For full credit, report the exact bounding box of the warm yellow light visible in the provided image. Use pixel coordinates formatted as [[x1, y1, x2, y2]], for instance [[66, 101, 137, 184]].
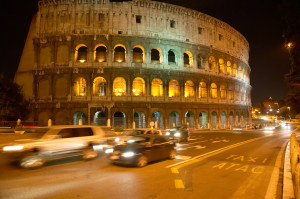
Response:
[[79, 60, 86, 63], [287, 42, 294, 48]]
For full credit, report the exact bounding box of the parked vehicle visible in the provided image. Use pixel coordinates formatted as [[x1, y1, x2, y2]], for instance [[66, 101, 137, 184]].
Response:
[[107, 134, 176, 167], [1, 125, 106, 168], [164, 127, 190, 143]]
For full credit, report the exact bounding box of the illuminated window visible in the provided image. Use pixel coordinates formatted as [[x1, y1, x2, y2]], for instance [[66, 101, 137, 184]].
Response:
[[238, 66, 242, 78], [151, 48, 162, 64], [94, 45, 107, 62], [227, 61, 232, 75], [235, 87, 239, 101], [113, 77, 126, 96], [228, 87, 233, 100], [133, 46, 144, 63], [73, 77, 86, 96], [219, 59, 225, 73], [75, 44, 87, 63], [168, 50, 176, 64], [151, 78, 163, 97], [240, 88, 243, 101], [211, 83, 218, 99], [184, 51, 193, 67], [114, 45, 126, 63], [244, 90, 247, 101], [243, 69, 245, 80], [209, 56, 216, 70], [93, 77, 106, 96], [220, 85, 227, 99], [185, 81, 195, 98], [132, 77, 145, 96], [199, 82, 207, 98], [169, 80, 179, 97], [233, 64, 237, 76]]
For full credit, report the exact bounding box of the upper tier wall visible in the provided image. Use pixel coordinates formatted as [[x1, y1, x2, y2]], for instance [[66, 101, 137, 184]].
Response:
[[37, 0, 250, 64]]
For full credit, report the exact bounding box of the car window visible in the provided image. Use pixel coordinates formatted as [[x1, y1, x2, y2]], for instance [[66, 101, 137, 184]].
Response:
[[58, 128, 76, 138], [75, 128, 93, 137], [146, 130, 152, 134], [153, 137, 167, 144], [153, 130, 160, 135]]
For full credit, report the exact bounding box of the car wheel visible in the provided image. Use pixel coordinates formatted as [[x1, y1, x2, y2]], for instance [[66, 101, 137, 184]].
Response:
[[169, 149, 176, 160], [136, 155, 148, 167], [20, 153, 45, 169], [82, 146, 98, 160]]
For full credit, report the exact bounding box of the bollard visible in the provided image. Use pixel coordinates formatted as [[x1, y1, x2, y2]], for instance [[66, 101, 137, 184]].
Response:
[[107, 118, 111, 127], [295, 163, 300, 199], [290, 133, 300, 175], [48, 119, 52, 127], [133, 121, 135, 129], [79, 119, 82, 126], [17, 119, 21, 126]]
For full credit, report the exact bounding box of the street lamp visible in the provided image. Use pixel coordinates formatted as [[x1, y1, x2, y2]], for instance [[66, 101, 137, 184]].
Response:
[[287, 107, 291, 119]]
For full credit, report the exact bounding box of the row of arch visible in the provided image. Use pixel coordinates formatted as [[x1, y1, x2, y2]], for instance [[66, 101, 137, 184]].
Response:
[[73, 110, 248, 130], [73, 44, 249, 80], [73, 76, 249, 101]]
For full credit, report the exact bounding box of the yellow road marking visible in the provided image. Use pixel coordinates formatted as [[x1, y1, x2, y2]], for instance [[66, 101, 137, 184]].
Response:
[[171, 168, 179, 174], [174, 179, 185, 189]]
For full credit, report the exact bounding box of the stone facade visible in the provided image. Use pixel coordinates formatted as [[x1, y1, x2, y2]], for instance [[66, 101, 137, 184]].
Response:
[[15, 0, 252, 129]]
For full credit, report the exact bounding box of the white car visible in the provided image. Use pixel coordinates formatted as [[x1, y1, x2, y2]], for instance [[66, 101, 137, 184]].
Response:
[[1, 125, 106, 168]]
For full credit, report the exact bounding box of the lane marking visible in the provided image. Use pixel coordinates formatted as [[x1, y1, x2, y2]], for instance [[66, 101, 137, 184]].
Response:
[[176, 145, 206, 151], [175, 155, 191, 160], [174, 179, 185, 189], [171, 168, 179, 174], [166, 136, 270, 169]]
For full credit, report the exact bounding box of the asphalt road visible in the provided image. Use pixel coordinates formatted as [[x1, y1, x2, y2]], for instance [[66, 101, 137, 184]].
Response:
[[0, 127, 292, 199]]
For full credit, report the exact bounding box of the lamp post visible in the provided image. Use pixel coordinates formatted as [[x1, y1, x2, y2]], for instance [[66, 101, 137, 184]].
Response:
[[288, 107, 291, 119]]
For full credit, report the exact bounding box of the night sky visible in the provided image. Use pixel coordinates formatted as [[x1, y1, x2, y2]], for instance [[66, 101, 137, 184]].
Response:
[[0, 0, 290, 105]]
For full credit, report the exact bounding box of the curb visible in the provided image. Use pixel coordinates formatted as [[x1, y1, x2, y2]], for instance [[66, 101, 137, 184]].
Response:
[[283, 142, 295, 199]]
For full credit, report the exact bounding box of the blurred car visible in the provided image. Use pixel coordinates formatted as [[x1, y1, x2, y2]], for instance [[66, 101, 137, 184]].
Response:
[[1, 125, 106, 168], [107, 134, 176, 167], [164, 127, 190, 142], [112, 128, 162, 145]]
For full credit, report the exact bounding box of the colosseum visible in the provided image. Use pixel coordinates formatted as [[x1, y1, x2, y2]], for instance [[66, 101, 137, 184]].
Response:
[[15, 0, 252, 129]]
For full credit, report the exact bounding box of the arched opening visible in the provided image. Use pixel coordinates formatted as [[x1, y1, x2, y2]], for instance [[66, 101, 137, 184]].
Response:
[[220, 84, 227, 99], [199, 82, 207, 98], [168, 50, 176, 64], [238, 66, 242, 78], [93, 77, 106, 96], [134, 111, 146, 128], [113, 77, 126, 96], [169, 111, 180, 128], [73, 77, 86, 96], [211, 111, 218, 129], [235, 112, 240, 127], [133, 46, 144, 63], [211, 83, 218, 99], [235, 87, 239, 101], [227, 61, 232, 75], [151, 48, 162, 64], [151, 78, 163, 97], [228, 87, 233, 100], [114, 45, 126, 63], [244, 90, 247, 102], [94, 45, 107, 62], [219, 59, 225, 73], [75, 44, 88, 63], [184, 51, 193, 67], [241, 114, 245, 127], [73, 111, 86, 125], [199, 111, 207, 128], [93, 111, 106, 126], [209, 56, 216, 70], [169, 80, 180, 97], [152, 111, 164, 129], [243, 69, 246, 80], [113, 111, 126, 128], [233, 64, 237, 76], [229, 111, 234, 128], [185, 111, 195, 128], [221, 112, 227, 128], [132, 77, 145, 96], [185, 81, 195, 98]]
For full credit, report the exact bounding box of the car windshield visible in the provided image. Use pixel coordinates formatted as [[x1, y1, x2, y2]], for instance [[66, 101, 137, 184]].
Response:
[[126, 130, 145, 136], [41, 129, 61, 138], [126, 136, 150, 144]]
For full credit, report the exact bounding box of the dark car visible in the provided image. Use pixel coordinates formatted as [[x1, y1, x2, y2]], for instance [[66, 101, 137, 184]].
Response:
[[164, 127, 190, 143], [107, 135, 176, 167]]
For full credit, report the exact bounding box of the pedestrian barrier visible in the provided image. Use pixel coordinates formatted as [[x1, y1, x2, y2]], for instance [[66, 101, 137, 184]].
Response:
[[289, 126, 300, 198]]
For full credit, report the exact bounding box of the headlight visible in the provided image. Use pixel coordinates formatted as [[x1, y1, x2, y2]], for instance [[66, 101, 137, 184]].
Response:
[[3, 145, 24, 152], [127, 139, 135, 143], [115, 138, 120, 142], [105, 148, 114, 154], [174, 132, 181, 137], [166, 132, 170, 136], [122, 152, 135, 158]]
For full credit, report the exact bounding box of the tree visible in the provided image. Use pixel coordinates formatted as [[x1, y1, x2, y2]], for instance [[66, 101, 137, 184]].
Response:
[[0, 73, 30, 121]]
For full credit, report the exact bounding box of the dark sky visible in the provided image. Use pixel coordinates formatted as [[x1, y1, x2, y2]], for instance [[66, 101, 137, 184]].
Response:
[[0, 0, 291, 104]]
